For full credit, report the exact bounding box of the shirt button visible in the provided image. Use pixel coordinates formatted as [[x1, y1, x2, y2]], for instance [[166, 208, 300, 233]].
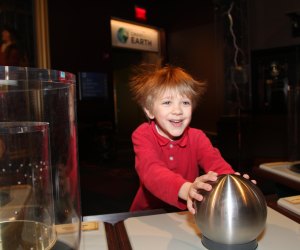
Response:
[[169, 156, 174, 161], [170, 144, 173, 148]]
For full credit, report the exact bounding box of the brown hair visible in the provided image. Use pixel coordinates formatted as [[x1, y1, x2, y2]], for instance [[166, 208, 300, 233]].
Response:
[[129, 64, 206, 111]]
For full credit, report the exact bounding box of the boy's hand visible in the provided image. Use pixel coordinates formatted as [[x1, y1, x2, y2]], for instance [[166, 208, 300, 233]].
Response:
[[186, 171, 218, 214], [234, 172, 257, 184]]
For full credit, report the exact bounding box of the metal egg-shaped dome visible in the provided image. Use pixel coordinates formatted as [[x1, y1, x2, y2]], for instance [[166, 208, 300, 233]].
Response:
[[194, 174, 267, 247]]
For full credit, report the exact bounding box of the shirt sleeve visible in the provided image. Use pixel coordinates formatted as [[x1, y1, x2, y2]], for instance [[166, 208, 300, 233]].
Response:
[[132, 127, 187, 209], [194, 130, 235, 174]]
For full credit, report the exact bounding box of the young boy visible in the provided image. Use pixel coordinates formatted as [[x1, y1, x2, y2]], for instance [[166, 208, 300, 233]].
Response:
[[129, 65, 239, 214]]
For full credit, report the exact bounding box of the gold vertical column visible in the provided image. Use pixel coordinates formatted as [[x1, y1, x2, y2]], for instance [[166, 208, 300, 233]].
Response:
[[34, 0, 51, 69]]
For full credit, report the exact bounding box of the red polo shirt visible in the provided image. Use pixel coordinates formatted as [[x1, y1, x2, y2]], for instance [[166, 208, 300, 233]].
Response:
[[130, 121, 234, 212]]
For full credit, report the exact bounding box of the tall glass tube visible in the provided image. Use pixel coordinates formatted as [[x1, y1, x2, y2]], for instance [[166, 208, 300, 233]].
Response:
[[0, 122, 56, 250], [0, 66, 81, 249]]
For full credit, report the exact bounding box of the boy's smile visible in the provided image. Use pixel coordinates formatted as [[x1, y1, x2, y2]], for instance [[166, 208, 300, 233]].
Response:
[[144, 90, 192, 140]]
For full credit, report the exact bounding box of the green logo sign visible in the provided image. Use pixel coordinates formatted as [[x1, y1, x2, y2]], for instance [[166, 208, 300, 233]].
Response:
[[117, 28, 129, 43]]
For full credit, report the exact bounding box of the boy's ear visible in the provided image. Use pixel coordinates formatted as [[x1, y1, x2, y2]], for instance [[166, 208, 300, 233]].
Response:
[[143, 107, 154, 119]]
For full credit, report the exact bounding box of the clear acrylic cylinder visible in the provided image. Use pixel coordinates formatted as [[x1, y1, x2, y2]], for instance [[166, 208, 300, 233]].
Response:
[[0, 66, 81, 249], [0, 122, 56, 249]]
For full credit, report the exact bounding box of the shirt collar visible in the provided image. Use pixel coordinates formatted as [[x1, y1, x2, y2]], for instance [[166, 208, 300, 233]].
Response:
[[150, 121, 188, 147]]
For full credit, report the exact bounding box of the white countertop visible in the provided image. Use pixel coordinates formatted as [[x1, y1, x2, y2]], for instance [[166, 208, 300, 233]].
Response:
[[259, 162, 300, 183], [124, 207, 300, 250], [79, 221, 108, 250]]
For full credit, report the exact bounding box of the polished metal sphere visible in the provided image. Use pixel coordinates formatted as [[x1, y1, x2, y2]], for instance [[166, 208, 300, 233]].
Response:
[[194, 174, 267, 249]]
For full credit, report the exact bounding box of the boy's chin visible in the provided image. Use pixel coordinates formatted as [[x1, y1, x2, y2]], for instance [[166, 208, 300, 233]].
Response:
[[169, 132, 184, 140]]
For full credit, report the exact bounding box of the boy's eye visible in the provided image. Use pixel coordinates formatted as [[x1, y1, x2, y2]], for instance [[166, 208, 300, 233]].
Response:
[[183, 100, 191, 105], [162, 101, 171, 105]]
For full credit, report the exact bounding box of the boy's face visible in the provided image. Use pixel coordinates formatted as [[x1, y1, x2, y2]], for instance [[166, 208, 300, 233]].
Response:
[[144, 89, 192, 140]]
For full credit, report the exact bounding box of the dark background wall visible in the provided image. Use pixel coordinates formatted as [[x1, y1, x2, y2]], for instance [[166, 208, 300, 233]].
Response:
[[249, 0, 300, 50], [46, 0, 300, 168]]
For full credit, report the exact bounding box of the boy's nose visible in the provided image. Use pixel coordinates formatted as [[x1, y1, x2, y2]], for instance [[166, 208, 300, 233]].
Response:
[[172, 103, 183, 114]]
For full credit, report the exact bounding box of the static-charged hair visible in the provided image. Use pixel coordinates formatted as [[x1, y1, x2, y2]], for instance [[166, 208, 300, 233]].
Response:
[[129, 64, 206, 112]]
